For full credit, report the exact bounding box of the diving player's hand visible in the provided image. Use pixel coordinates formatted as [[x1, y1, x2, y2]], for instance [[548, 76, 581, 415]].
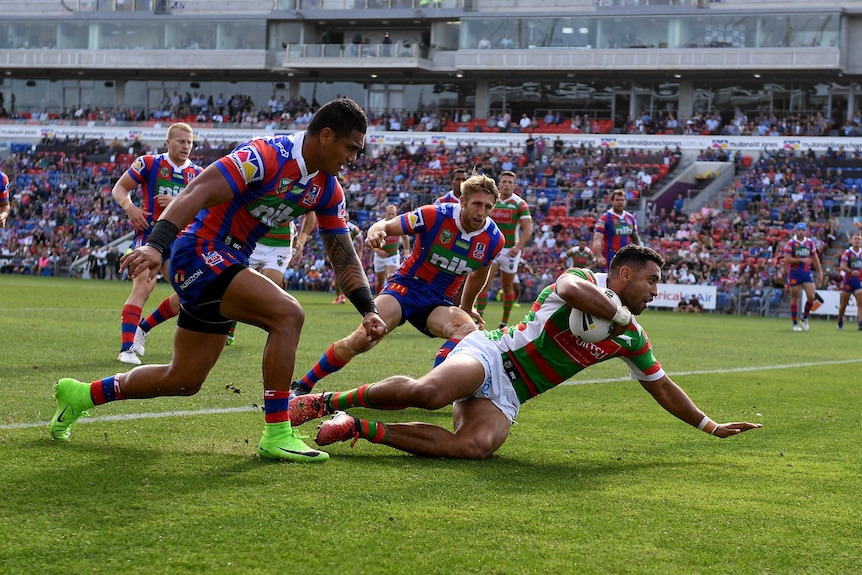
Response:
[[711, 422, 762, 438]]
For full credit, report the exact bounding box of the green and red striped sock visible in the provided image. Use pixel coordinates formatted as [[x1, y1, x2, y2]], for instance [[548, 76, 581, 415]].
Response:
[[328, 384, 374, 411]]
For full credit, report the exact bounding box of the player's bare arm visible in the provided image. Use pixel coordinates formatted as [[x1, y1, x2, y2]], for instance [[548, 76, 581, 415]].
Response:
[[324, 232, 369, 296], [556, 274, 627, 321], [289, 212, 317, 266], [322, 232, 387, 340], [112, 171, 149, 232], [640, 374, 762, 438], [461, 265, 493, 326], [365, 218, 403, 250], [511, 216, 533, 256]]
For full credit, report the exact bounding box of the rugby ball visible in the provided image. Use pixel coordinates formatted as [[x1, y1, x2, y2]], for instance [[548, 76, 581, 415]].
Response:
[[569, 288, 622, 343]]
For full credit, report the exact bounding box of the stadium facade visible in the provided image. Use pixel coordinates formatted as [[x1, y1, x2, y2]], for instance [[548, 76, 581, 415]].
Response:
[[1, 0, 862, 129]]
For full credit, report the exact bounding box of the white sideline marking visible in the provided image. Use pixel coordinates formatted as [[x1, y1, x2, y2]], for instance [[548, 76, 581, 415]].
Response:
[[4, 358, 861, 432], [3, 406, 257, 431]]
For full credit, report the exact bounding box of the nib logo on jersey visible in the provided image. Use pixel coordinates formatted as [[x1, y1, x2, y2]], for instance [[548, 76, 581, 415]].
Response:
[[428, 249, 477, 275]]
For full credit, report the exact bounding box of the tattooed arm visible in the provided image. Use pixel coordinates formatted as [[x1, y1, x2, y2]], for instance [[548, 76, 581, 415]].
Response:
[[322, 232, 387, 341]]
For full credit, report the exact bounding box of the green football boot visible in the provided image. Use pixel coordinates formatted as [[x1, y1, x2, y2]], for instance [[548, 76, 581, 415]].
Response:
[[49, 378, 95, 441], [258, 422, 330, 463]]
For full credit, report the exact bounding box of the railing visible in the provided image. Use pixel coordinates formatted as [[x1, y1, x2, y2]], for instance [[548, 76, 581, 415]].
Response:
[[286, 42, 430, 60]]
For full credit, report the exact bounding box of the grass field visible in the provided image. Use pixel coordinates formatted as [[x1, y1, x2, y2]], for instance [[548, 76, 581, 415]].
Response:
[[1, 274, 860, 575]]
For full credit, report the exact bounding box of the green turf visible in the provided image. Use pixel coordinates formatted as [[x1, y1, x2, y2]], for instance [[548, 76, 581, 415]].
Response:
[[0, 275, 859, 574]]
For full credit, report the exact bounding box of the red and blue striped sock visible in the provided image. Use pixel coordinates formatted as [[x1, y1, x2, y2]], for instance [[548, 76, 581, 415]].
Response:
[[139, 296, 177, 332], [328, 384, 374, 411], [120, 304, 142, 351], [298, 344, 349, 390], [90, 375, 126, 406], [263, 390, 292, 424], [434, 338, 459, 367], [790, 302, 798, 323]]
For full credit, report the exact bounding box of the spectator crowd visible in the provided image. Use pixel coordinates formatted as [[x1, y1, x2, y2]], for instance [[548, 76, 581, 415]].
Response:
[[3, 127, 861, 317]]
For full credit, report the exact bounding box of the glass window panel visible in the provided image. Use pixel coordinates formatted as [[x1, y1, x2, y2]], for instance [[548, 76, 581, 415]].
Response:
[[165, 21, 217, 49], [216, 22, 265, 50], [98, 21, 165, 49], [58, 23, 90, 50]]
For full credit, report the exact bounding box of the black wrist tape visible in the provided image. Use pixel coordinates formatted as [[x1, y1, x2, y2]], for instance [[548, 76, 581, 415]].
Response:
[[146, 220, 180, 255], [347, 286, 378, 317]]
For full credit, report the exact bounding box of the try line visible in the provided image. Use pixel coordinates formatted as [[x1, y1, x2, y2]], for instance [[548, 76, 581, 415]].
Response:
[[4, 357, 860, 431]]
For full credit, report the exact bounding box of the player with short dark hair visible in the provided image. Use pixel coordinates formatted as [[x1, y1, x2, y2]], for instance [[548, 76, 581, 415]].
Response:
[[50, 97, 384, 463], [433, 168, 467, 206], [563, 237, 598, 270], [291, 245, 761, 459], [592, 189, 640, 272]]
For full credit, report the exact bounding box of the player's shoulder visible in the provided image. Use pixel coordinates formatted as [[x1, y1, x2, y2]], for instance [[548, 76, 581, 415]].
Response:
[[562, 267, 598, 284], [434, 201, 455, 217], [510, 192, 529, 206], [131, 154, 155, 171]]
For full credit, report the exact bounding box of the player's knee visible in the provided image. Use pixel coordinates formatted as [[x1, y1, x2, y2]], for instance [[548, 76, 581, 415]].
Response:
[[265, 299, 305, 334], [450, 319, 478, 340], [174, 381, 205, 396], [162, 366, 207, 395], [454, 436, 498, 460]]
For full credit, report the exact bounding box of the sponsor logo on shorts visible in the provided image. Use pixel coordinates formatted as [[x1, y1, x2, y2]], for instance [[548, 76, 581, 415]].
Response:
[[204, 250, 225, 267], [178, 269, 204, 290]]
